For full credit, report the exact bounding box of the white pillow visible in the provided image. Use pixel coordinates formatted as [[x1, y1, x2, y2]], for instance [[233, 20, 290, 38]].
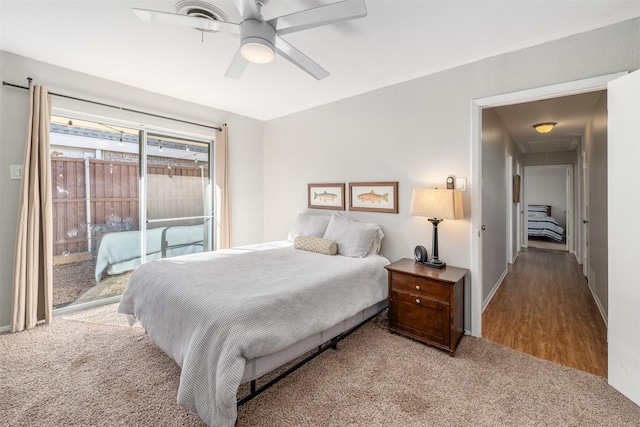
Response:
[[331, 212, 384, 255], [287, 214, 331, 241], [369, 227, 385, 255], [323, 212, 380, 258]]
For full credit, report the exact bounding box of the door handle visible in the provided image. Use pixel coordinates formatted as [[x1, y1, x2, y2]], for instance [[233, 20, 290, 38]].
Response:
[[583, 220, 589, 224]]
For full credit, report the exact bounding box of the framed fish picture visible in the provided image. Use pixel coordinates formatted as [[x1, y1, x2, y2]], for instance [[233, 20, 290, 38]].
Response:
[[308, 183, 345, 210], [349, 181, 398, 213]]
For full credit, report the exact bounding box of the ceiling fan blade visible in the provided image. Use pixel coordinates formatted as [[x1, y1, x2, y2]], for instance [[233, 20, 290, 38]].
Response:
[[232, 0, 262, 21], [133, 8, 240, 34], [224, 48, 249, 79], [269, 0, 367, 36], [275, 37, 330, 80]]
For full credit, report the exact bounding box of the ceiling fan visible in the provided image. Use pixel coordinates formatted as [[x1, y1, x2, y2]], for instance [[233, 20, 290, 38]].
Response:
[[133, 0, 368, 80]]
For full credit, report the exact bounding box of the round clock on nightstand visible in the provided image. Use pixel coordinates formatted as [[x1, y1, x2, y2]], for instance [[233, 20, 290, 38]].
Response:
[[414, 245, 428, 263]]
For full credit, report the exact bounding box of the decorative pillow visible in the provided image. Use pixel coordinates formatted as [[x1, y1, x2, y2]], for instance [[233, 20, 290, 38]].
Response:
[[293, 235, 337, 255], [323, 212, 380, 258], [287, 214, 331, 241]]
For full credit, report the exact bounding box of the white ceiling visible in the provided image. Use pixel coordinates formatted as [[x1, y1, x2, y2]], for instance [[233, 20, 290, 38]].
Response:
[[1, 0, 639, 125], [493, 91, 605, 154]]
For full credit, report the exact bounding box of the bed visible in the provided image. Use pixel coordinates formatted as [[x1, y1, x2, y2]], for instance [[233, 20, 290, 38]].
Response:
[[117, 212, 388, 427], [94, 224, 206, 283], [527, 205, 565, 242]]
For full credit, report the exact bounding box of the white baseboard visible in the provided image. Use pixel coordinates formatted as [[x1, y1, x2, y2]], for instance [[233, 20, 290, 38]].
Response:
[[482, 267, 508, 312], [588, 282, 608, 328], [0, 296, 122, 333]]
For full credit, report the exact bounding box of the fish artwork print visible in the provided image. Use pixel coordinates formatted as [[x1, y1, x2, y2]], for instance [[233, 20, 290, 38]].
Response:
[[314, 190, 338, 202], [357, 190, 389, 204]]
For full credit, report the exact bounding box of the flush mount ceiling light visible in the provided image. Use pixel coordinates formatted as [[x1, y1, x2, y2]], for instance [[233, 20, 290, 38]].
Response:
[[533, 122, 557, 134]]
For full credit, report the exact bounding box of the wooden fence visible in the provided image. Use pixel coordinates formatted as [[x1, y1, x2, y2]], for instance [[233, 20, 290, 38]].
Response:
[[52, 158, 209, 257]]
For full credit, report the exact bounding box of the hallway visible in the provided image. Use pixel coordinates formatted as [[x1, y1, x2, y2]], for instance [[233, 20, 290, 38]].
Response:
[[482, 248, 608, 377]]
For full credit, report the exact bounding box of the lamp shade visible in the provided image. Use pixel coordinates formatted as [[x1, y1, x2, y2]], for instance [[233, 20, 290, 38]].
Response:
[[410, 188, 464, 220]]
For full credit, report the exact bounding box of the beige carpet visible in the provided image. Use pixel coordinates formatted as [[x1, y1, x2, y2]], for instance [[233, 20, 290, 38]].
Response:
[[2, 304, 639, 426]]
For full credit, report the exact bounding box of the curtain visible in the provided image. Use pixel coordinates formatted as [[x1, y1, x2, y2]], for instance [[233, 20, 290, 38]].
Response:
[[215, 124, 231, 249], [11, 83, 53, 332]]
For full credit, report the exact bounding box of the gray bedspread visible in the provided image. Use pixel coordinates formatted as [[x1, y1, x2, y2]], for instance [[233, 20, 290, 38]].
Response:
[[118, 241, 389, 426]]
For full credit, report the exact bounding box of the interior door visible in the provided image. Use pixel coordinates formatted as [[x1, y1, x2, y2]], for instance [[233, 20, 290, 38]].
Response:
[[481, 110, 507, 305], [582, 151, 590, 278], [607, 69, 640, 406]]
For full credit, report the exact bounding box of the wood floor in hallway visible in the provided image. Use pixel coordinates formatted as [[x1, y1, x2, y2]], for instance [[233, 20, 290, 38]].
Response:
[[482, 248, 608, 377]]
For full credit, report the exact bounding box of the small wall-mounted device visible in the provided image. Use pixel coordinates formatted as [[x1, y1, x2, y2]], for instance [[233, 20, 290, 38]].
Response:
[[446, 176, 454, 189], [10, 165, 23, 180]]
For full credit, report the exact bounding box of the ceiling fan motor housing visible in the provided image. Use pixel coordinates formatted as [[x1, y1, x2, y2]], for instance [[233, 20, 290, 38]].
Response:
[[240, 19, 276, 64]]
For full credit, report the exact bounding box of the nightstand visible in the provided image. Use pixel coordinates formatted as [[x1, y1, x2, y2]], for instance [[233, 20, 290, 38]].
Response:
[[385, 258, 468, 356]]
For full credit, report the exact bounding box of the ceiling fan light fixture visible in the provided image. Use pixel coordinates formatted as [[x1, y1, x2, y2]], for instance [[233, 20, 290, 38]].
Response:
[[239, 19, 276, 64], [241, 38, 275, 64], [533, 122, 557, 134]]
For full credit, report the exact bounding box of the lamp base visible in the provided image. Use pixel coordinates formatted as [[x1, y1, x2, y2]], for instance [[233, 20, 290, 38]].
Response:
[[423, 259, 446, 269]]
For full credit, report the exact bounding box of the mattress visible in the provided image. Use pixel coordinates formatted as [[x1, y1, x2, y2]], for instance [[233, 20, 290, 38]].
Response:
[[241, 299, 387, 383]]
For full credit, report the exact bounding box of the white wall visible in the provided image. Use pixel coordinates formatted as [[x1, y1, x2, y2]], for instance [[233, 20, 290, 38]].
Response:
[[0, 51, 264, 329], [263, 18, 640, 333]]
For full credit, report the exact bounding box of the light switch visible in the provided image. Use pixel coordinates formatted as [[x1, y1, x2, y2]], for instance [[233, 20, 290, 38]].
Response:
[[10, 165, 23, 180], [456, 177, 467, 191]]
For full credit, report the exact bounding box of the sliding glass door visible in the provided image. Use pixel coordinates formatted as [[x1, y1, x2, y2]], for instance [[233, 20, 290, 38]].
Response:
[[142, 132, 212, 264], [50, 115, 213, 312]]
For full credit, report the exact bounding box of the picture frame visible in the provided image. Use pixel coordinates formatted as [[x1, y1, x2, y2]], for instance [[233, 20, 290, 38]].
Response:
[[513, 174, 521, 203], [308, 183, 345, 210], [349, 181, 398, 213]]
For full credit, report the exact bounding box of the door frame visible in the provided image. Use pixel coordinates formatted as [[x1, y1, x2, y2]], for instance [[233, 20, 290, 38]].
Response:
[[470, 71, 626, 337], [506, 152, 514, 263]]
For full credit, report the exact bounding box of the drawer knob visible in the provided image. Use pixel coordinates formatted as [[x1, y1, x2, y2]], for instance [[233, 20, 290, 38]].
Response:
[[415, 285, 421, 290], [415, 299, 421, 304]]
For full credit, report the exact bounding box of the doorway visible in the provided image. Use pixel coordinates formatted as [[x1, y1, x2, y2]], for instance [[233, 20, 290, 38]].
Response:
[[470, 72, 623, 337], [524, 165, 572, 252]]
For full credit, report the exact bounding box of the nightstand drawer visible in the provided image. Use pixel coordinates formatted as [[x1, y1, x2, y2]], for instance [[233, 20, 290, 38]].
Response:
[[391, 272, 450, 304], [391, 291, 450, 346]]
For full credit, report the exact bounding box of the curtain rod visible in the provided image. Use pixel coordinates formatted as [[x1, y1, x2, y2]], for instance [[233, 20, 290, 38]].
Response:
[[2, 80, 222, 132]]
